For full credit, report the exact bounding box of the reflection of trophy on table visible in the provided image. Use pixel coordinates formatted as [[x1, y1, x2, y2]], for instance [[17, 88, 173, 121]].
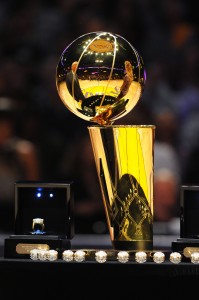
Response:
[[56, 31, 154, 251]]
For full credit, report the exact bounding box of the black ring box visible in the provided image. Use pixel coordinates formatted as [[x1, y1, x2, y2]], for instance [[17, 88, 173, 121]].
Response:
[[172, 185, 199, 258], [4, 181, 74, 258]]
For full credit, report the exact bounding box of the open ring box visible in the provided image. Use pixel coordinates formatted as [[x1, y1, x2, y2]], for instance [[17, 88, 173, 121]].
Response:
[[4, 181, 74, 258]]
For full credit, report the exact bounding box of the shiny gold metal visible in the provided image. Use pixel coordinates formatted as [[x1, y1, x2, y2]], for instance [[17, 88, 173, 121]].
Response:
[[56, 32, 145, 126], [88, 125, 155, 251], [32, 218, 45, 232], [56, 32, 154, 251], [16, 243, 49, 254], [183, 247, 199, 258]]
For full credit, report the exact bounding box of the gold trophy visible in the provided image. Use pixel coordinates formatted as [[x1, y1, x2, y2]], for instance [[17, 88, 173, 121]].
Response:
[[56, 32, 155, 251]]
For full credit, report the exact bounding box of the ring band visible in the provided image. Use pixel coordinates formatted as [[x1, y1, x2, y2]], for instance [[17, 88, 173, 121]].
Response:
[[38, 249, 48, 261], [32, 218, 44, 232]]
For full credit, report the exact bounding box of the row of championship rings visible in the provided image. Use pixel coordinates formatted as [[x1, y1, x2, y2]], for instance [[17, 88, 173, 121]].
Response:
[[29, 248, 199, 264], [30, 249, 58, 261], [61, 250, 183, 264]]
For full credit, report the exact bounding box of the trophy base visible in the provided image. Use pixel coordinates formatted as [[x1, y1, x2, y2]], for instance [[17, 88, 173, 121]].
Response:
[[113, 240, 153, 251], [172, 238, 199, 259], [4, 235, 71, 259]]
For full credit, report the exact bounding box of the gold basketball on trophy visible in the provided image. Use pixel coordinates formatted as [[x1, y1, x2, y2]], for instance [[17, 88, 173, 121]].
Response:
[[56, 31, 146, 125], [56, 32, 155, 251]]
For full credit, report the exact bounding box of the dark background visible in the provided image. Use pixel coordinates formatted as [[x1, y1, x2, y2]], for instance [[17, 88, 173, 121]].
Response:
[[0, 0, 198, 234]]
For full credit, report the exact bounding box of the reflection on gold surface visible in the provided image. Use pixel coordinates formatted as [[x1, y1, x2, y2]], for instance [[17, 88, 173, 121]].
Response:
[[56, 32, 145, 125], [56, 32, 154, 250], [88, 125, 155, 250]]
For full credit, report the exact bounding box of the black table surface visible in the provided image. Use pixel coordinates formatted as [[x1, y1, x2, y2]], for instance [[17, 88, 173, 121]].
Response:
[[0, 230, 199, 298]]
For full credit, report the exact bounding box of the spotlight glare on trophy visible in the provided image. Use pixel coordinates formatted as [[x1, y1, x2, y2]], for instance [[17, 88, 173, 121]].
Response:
[[56, 31, 155, 251]]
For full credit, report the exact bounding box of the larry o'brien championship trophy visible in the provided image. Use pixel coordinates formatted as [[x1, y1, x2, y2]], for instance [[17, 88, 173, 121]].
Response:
[[56, 32, 155, 251]]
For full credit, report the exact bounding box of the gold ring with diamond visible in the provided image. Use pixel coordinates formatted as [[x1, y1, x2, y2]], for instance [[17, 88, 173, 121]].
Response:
[[32, 218, 44, 232]]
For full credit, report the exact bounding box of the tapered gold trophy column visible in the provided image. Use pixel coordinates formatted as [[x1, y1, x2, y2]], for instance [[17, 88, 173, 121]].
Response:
[[56, 31, 155, 251], [88, 125, 155, 250]]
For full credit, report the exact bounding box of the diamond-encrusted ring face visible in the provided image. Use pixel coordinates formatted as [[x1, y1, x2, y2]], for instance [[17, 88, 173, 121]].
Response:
[[135, 251, 147, 263], [95, 250, 107, 263], [153, 252, 165, 264], [169, 252, 182, 264], [62, 250, 74, 262], [74, 250, 86, 262], [47, 250, 58, 261], [117, 251, 129, 263], [191, 252, 199, 264], [30, 249, 40, 260], [38, 249, 48, 261]]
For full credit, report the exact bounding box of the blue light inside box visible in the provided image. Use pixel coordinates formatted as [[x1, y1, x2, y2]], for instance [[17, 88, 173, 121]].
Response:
[[14, 181, 74, 239]]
